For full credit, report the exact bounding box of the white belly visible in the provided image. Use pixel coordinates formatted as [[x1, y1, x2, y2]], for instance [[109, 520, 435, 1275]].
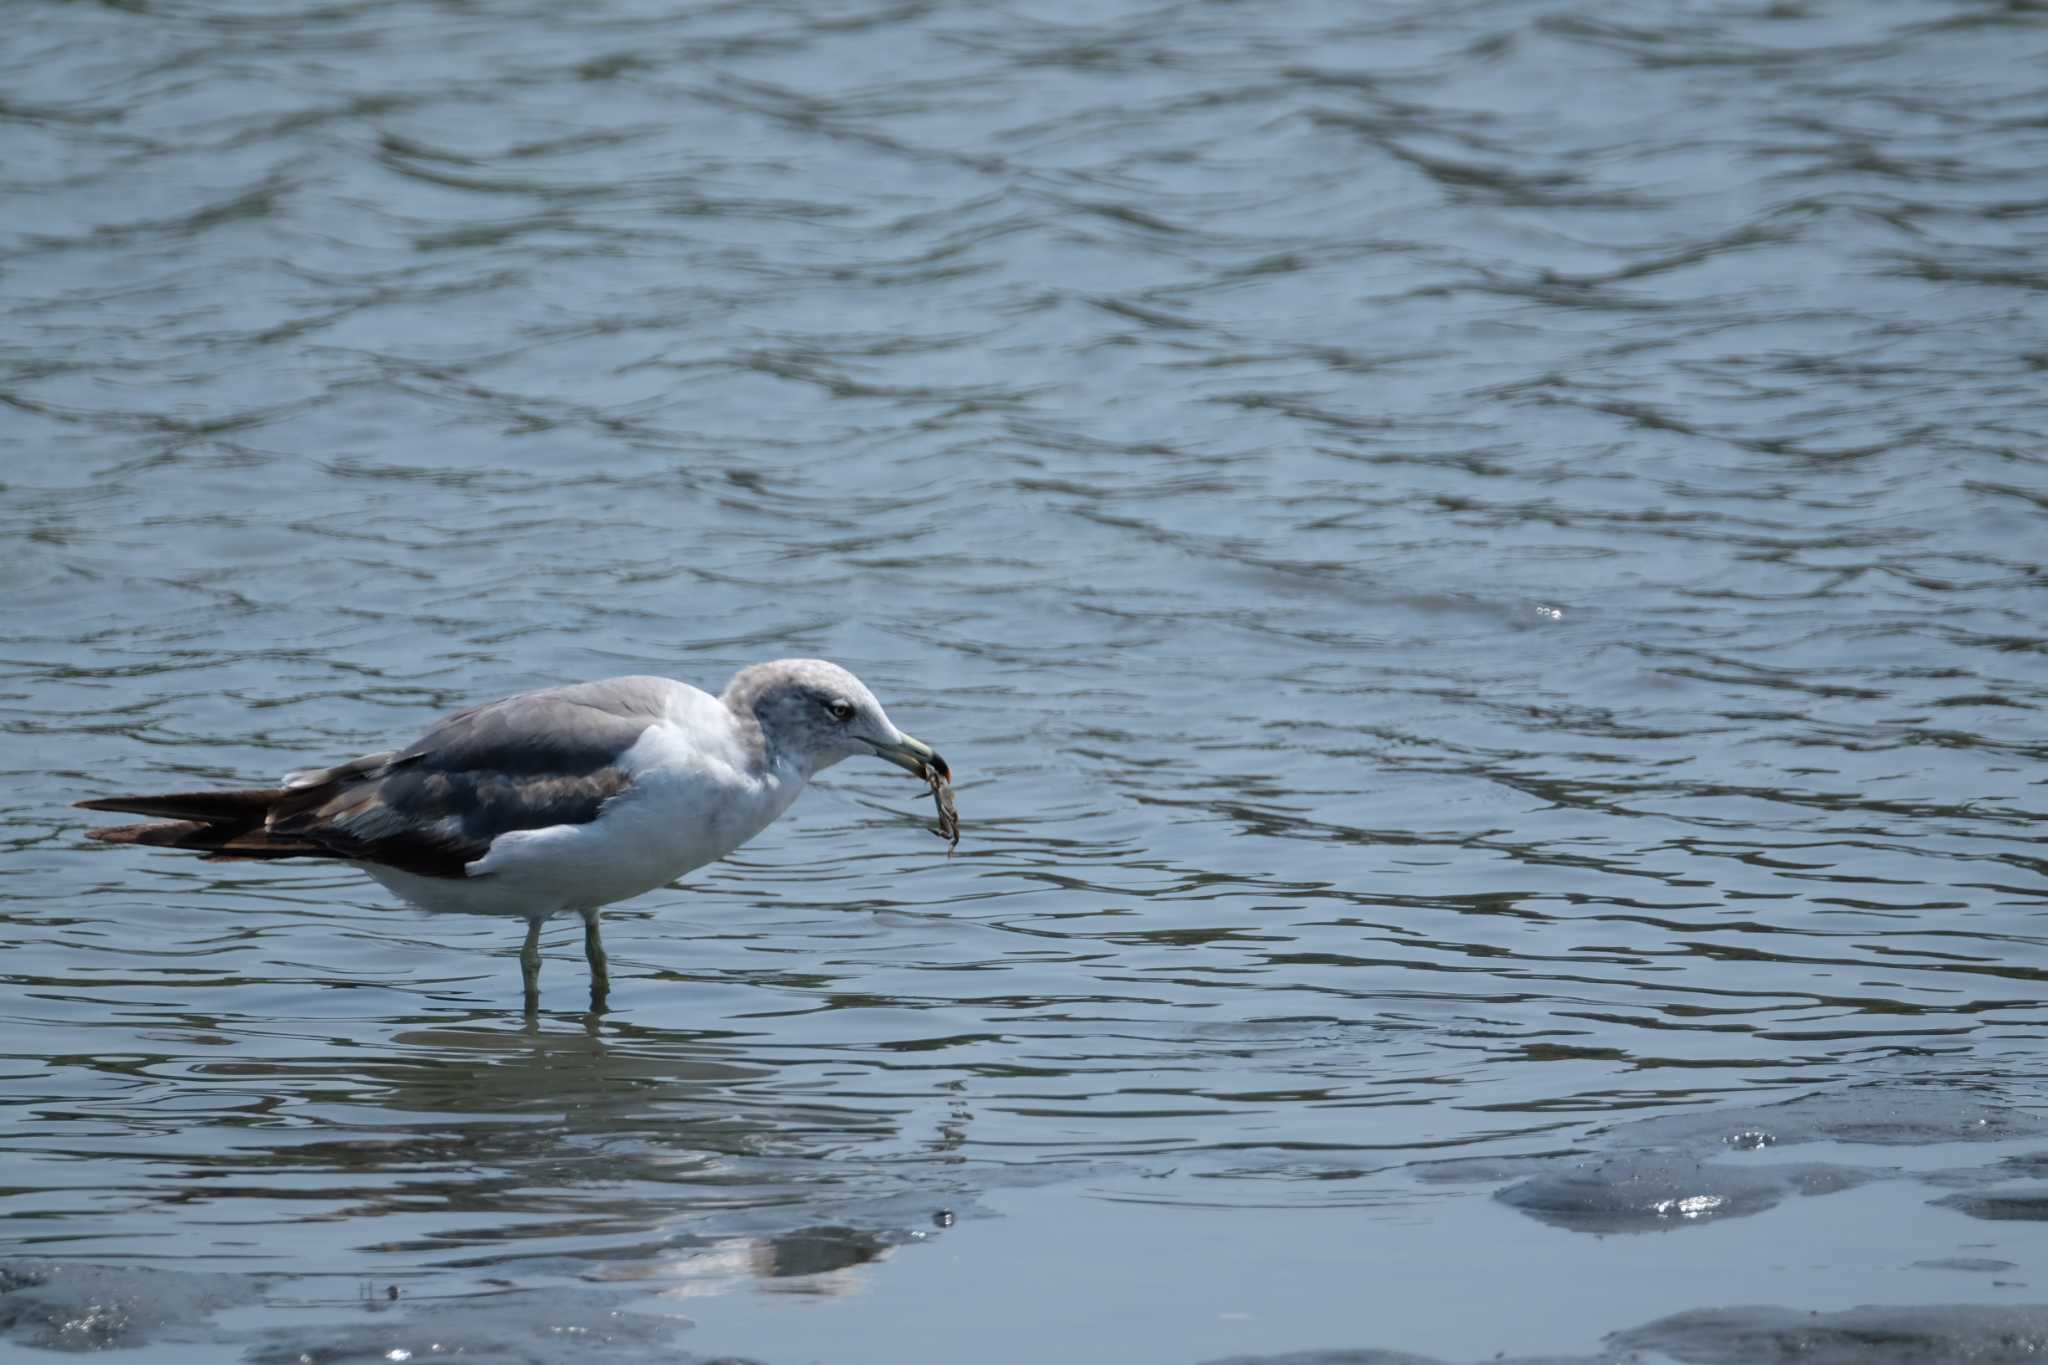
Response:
[[362, 722, 806, 920]]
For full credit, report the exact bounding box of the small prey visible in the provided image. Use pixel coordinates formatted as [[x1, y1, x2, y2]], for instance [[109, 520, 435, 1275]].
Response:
[[922, 761, 960, 852]]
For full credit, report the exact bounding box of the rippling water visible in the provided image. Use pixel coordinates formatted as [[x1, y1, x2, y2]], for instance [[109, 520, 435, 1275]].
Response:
[[5, 1, 2047, 1360]]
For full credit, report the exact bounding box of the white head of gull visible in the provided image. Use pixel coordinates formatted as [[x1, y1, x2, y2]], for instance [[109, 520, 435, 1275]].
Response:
[[78, 659, 951, 1009]]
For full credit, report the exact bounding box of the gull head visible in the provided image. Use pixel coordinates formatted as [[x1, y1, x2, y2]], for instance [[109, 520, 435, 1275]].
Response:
[[723, 659, 949, 782]]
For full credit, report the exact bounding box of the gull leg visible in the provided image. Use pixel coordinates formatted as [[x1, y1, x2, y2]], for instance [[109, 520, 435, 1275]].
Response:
[[520, 917, 543, 1011], [581, 907, 610, 1008]]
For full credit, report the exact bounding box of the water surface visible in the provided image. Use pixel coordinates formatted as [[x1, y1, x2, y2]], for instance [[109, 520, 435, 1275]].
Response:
[[3, 1, 2047, 1360]]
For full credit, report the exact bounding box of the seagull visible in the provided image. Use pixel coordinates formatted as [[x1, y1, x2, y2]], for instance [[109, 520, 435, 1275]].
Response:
[[77, 660, 951, 1010]]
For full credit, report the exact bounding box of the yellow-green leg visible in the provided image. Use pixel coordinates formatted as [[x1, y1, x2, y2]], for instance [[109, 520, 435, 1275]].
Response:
[[581, 907, 609, 1008], [520, 917, 543, 1011]]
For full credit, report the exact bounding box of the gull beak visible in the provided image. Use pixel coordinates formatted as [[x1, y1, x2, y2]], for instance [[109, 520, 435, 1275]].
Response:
[[871, 732, 950, 782]]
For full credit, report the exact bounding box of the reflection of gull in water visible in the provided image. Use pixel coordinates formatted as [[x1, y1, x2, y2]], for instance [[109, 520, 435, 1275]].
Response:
[[124, 1014, 945, 1299], [598, 1224, 901, 1301], [77, 660, 951, 1010]]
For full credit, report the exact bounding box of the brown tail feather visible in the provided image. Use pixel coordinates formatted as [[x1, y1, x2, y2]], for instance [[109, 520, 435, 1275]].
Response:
[[201, 829, 329, 861], [83, 816, 328, 861], [79, 788, 338, 863], [83, 818, 219, 847]]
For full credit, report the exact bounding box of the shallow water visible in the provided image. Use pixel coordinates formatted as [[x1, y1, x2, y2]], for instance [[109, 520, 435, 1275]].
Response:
[[3, 0, 2047, 1360]]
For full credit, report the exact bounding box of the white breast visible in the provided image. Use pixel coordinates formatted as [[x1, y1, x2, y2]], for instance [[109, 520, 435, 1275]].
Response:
[[366, 698, 806, 920]]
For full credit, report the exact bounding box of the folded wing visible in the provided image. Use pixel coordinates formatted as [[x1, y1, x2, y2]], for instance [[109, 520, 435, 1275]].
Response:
[[80, 678, 678, 879]]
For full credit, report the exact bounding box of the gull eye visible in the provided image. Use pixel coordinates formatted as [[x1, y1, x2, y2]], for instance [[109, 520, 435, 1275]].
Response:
[[826, 698, 855, 724]]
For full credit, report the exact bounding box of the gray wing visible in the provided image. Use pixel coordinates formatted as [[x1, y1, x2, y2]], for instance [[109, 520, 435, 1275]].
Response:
[[272, 677, 681, 878]]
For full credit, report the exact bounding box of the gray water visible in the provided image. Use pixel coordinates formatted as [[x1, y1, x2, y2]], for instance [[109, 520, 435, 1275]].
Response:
[[4, 1, 2048, 1361]]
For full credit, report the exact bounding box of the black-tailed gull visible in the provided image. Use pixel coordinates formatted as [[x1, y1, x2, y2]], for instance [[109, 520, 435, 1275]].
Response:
[[78, 659, 952, 1009]]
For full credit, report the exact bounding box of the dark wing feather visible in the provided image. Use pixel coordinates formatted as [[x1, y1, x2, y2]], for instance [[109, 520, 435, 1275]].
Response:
[[82, 677, 675, 878], [77, 790, 287, 823]]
